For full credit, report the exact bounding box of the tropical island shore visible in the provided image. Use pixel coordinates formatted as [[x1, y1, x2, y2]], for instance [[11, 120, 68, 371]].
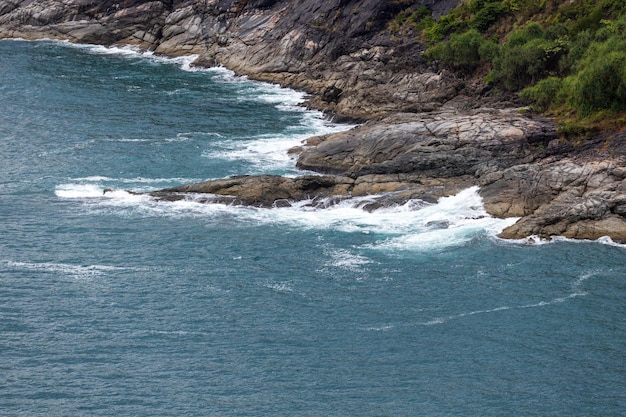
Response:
[[2, 0, 625, 242]]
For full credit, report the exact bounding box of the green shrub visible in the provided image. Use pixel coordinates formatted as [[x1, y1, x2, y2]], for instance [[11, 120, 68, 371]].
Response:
[[408, 5, 436, 33], [407, 5, 431, 24], [425, 13, 464, 41], [425, 29, 498, 71], [506, 22, 545, 46], [558, 29, 592, 73], [388, 10, 408, 31], [565, 49, 626, 115], [520, 76, 564, 111], [470, 2, 508, 32], [388, 5, 436, 34], [492, 23, 566, 90], [467, 0, 495, 14]]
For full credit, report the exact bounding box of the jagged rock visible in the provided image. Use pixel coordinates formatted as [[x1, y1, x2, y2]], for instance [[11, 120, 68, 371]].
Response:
[[485, 141, 626, 241]]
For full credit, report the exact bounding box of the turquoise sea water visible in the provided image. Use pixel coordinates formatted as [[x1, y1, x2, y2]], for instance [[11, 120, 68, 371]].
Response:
[[1, 40, 624, 416]]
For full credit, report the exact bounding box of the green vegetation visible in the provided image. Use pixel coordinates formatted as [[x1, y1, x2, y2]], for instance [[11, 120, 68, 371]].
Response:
[[424, 29, 498, 71], [389, 0, 626, 135]]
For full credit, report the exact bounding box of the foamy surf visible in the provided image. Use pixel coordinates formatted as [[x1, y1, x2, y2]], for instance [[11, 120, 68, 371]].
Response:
[[52, 39, 318, 107], [206, 125, 348, 175], [498, 234, 626, 248], [2, 260, 141, 279], [55, 176, 207, 197], [55, 183, 518, 250], [63, 41, 309, 111]]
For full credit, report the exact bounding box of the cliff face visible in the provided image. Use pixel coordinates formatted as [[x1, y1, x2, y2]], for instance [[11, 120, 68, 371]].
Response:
[[0, 0, 465, 119], [2, 0, 626, 242]]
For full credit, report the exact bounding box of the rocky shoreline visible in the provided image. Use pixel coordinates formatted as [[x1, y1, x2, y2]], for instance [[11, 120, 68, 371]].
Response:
[[2, 0, 625, 242]]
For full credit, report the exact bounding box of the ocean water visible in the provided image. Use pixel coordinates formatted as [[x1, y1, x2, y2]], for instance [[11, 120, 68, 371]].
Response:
[[0, 39, 624, 417]]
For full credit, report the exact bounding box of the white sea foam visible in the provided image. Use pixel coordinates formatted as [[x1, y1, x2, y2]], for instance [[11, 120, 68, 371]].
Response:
[[56, 177, 207, 199], [55, 183, 106, 199], [362, 325, 395, 332], [206, 115, 351, 174], [498, 234, 626, 248], [206, 133, 299, 173], [363, 187, 519, 251], [198, 75, 351, 173], [263, 281, 294, 293], [69, 176, 205, 184], [324, 248, 373, 272], [2, 260, 138, 279], [418, 270, 601, 326], [62, 41, 145, 57], [55, 183, 518, 251], [206, 136, 297, 174], [59, 40, 199, 69]]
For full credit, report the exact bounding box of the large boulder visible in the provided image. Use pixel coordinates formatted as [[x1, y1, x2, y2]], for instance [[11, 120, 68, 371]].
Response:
[[296, 109, 556, 177]]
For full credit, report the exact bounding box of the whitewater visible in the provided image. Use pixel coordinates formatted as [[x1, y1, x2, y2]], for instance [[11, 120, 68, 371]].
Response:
[[1, 39, 624, 417]]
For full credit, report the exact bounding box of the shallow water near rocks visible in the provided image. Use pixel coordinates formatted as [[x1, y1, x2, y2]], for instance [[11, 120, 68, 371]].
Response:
[[1, 40, 625, 416]]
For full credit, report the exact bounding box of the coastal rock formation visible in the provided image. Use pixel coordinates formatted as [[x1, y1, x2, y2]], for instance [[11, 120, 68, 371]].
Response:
[[147, 111, 626, 242], [1, 0, 625, 242], [0, 0, 465, 119], [486, 136, 626, 241], [149, 175, 356, 207], [295, 109, 555, 178]]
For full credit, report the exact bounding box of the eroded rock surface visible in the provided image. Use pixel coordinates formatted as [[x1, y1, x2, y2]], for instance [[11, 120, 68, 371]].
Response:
[[296, 109, 555, 177], [486, 136, 626, 241], [149, 175, 356, 207]]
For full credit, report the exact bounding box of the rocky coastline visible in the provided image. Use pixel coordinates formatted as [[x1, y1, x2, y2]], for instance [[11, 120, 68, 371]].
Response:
[[2, 0, 625, 242]]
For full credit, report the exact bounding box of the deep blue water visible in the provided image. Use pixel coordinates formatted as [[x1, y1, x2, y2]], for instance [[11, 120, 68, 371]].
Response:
[[1, 39, 625, 417]]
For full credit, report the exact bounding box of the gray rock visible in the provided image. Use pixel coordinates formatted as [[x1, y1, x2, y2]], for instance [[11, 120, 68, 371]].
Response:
[[296, 109, 556, 178]]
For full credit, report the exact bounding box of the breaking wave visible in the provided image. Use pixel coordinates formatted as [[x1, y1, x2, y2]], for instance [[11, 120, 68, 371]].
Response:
[[55, 182, 518, 251]]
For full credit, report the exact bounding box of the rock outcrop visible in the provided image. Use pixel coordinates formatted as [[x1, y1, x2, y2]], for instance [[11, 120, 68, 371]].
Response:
[[145, 108, 626, 241], [295, 109, 555, 178], [149, 174, 356, 207], [485, 135, 626, 241], [2, 0, 625, 242]]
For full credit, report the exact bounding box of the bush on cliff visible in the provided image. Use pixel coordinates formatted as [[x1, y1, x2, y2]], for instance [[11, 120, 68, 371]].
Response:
[[520, 15, 626, 117], [425, 28, 497, 71], [491, 22, 567, 90], [396, 0, 626, 129], [468, 1, 508, 32]]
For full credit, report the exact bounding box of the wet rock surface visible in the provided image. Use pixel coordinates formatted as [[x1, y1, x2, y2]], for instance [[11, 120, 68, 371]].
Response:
[[148, 175, 356, 207]]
